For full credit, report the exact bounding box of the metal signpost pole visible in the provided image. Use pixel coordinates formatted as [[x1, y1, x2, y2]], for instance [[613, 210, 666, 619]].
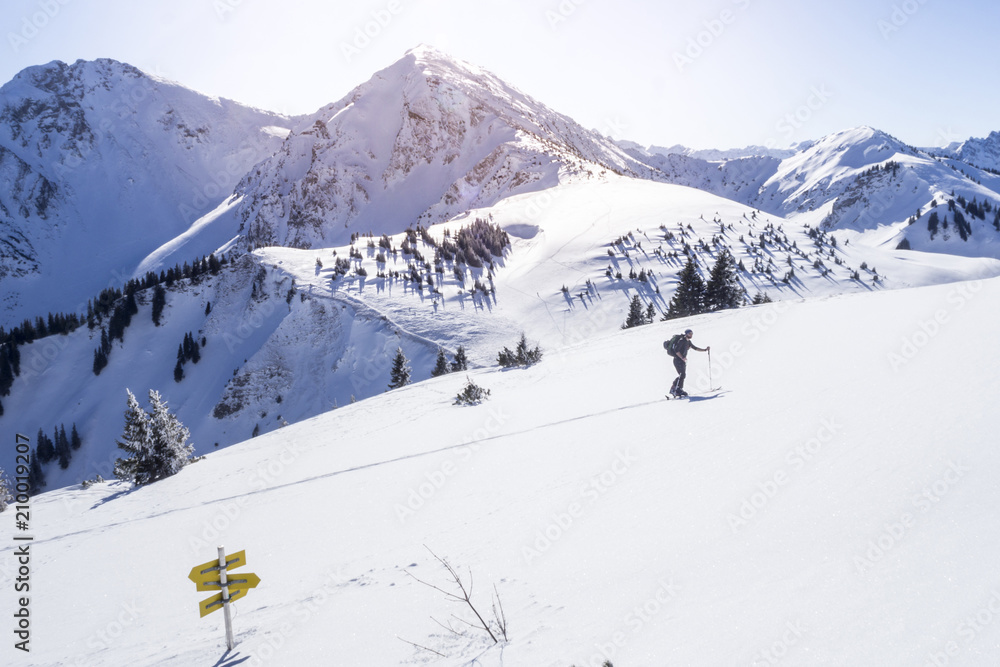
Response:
[[217, 545, 235, 651]]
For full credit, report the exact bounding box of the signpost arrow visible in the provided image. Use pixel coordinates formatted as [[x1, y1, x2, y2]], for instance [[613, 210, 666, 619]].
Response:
[[224, 572, 261, 590], [199, 587, 248, 618], [188, 550, 247, 591], [188, 546, 260, 649]]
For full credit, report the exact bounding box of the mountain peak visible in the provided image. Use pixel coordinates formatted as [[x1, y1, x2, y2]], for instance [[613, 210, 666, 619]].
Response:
[[404, 43, 451, 63]]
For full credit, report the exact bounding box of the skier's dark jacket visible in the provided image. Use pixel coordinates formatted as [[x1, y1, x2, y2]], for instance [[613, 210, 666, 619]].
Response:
[[674, 337, 704, 360]]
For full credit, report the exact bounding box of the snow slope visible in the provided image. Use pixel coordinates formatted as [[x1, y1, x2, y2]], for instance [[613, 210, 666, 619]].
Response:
[[6, 175, 1000, 492], [2, 274, 999, 665]]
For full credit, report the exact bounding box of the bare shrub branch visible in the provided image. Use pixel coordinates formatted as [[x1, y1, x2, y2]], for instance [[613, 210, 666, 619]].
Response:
[[406, 546, 508, 646]]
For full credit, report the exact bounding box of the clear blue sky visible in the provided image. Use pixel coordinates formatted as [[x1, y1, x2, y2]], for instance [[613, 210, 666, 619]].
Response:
[[3, 0, 998, 150]]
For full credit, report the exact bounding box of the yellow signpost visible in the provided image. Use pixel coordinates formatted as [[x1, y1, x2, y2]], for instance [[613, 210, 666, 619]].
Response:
[[188, 547, 260, 649]]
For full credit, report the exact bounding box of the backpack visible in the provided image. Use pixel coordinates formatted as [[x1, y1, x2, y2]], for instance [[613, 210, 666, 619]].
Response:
[[664, 334, 684, 357]]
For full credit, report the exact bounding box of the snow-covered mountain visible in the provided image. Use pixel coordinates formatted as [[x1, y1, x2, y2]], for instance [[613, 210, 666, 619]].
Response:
[[938, 130, 1000, 172], [221, 45, 657, 252], [3, 48, 1000, 495], [624, 126, 1000, 257], [3, 49, 1000, 664], [0, 58, 295, 321], [622, 140, 803, 161]]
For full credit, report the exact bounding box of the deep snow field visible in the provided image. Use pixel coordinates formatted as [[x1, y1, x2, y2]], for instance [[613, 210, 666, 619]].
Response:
[[2, 271, 1000, 666]]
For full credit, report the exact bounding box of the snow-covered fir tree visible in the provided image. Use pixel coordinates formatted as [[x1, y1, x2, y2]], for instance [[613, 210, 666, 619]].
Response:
[[0, 468, 12, 512], [147, 390, 194, 479], [114, 389, 193, 486], [114, 390, 155, 485]]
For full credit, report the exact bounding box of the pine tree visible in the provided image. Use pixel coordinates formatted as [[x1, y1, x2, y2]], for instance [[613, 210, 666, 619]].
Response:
[[27, 452, 45, 494], [114, 389, 155, 485], [498, 333, 542, 367], [0, 468, 12, 512], [515, 333, 542, 365], [36, 429, 55, 464], [70, 424, 82, 450], [151, 284, 167, 326], [927, 211, 941, 241], [662, 258, 706, 320], [55, 424, 71, 469], [174, 359, 184, 383], [93, 347, 108, 376], [622, 294, 648, 329], [451, 346, 469, 372], [125, 289, 139, 317], [705, 249, 745, 312], [147, 390, 194, 479], [431, 349, 450, 377], [388, 348, 411, 390], [0, 346, 14, 396], [114, 389, 193, 486], [454, 377, 491, 405]]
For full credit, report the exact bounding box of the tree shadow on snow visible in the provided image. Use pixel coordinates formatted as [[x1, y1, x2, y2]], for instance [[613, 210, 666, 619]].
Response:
[[88, 482, 137, 509]]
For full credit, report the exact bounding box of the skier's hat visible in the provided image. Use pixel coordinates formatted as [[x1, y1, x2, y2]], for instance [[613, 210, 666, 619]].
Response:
[[684, 329, 693, 336]]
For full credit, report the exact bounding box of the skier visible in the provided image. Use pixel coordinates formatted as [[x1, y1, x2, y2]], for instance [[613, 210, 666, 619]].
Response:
[[669, 329, 710, 398]]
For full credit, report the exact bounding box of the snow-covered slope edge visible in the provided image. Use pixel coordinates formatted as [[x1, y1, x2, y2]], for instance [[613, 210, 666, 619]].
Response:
[[2, 275, 999, 665]]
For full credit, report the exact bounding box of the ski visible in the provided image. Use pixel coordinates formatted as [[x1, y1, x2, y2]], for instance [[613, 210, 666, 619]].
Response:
[[666, 387, 722, 400]]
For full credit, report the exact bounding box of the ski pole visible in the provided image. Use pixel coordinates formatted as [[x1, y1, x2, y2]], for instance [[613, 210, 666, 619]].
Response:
[[708, 348, 713, 391]]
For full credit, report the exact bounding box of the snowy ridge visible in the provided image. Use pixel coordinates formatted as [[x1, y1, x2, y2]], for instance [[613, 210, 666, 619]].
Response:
[[624, 140, 804, 161], [0, 58, 295, 320], [624, 126, 1000, 257], [938, 130, 1000, 172]]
